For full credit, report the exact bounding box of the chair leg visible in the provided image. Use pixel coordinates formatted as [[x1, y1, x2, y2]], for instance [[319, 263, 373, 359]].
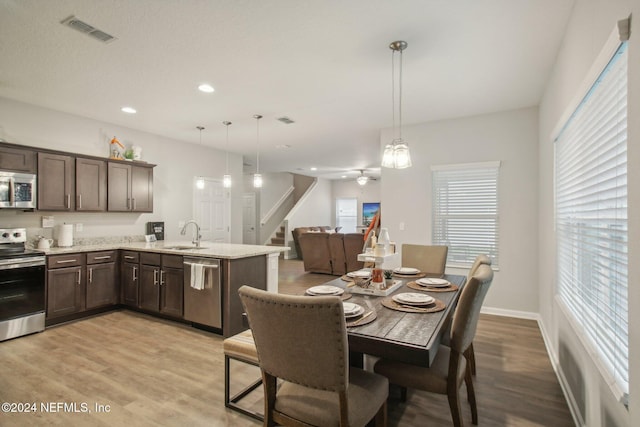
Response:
[[465, 368, 478, 425], [467, 342, 477, 376], [447, 386, 464, 427], [374, 400, 387, 427]]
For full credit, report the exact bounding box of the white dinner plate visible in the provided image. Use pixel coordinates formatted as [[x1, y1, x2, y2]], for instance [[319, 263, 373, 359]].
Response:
[[343, 303, 365, 318], [306, 285, 344, 296], [347, 270, 371, 278], [416, 278, 450, 288], [393, 267, 420, 275], [392, 293, 435, 306]]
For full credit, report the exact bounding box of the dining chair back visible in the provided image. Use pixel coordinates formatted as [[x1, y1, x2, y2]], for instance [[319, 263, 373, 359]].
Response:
[[401, 244, 448, 277], [238, 286, 388, 427]]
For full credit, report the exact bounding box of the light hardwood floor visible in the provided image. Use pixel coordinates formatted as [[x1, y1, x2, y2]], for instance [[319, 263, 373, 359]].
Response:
[[0, 259, 574, 426]]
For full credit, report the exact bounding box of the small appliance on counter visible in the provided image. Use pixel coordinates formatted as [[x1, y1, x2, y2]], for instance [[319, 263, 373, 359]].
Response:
[[147, 222, 165, 241], [57, 224, 73, 247]]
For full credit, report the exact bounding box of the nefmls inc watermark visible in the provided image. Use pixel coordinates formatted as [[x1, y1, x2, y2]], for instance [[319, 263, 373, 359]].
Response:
[[2, 401, 111, 413]]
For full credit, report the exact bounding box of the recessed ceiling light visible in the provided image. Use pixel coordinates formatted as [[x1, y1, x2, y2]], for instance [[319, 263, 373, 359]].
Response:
[[310, 167, 317, 171], [121, 106, 136, 114], [198, 84, 214, 93], [341, 175, 347, 179]]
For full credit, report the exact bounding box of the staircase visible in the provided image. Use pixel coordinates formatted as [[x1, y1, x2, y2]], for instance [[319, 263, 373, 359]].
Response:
[[267, 225, 286, 258]]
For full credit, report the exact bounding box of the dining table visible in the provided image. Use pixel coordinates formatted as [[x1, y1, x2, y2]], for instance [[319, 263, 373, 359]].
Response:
[[313, 273, 467, 368]]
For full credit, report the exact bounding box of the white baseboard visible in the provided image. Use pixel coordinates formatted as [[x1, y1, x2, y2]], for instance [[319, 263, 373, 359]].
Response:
[[480, 306, 539, 320]]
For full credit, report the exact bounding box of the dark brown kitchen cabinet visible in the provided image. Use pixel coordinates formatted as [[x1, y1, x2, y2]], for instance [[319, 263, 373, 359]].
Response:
[[85, 251, 117, 309], [38, 152, 75, 210], [76, 158, 107, 211], [120, 251, 139, 307], [0, 144, 36, 173], [46, 253, 85, 319], [138, 253, 183, 318], [107, 162, 153, 212]]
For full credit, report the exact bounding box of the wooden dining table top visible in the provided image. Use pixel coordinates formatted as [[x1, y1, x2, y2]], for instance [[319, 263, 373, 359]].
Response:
[[318, 273, 467, 368]]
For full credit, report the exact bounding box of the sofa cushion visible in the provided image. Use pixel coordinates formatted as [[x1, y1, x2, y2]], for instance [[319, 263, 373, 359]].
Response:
[[328, 233, 347, 275], [298, 232, 333, 274]]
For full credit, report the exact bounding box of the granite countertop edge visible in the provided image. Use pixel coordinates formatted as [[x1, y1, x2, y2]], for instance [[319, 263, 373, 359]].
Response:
[[42, 241, 288, 259]]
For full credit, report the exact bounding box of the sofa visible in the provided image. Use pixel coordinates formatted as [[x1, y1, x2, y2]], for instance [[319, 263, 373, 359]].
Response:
[[291, 226, 332, 260], [297, 232, 364, 275]]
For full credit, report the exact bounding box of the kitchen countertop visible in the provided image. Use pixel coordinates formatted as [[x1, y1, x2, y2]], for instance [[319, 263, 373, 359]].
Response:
[[42, 241, 288, 259]]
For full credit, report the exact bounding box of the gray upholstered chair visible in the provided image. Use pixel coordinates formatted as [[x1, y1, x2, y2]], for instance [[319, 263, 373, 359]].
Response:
[[374, 264, 494, 427], [401, 244, 448, 277], [238, 286, 388, 427]]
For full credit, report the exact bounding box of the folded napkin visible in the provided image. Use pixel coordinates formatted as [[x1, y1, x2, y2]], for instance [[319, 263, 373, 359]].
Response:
[[190, 263, 205, 290]]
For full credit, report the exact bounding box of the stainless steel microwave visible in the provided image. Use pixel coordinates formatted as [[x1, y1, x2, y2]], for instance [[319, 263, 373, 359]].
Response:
[[0, 171, 36, 209]]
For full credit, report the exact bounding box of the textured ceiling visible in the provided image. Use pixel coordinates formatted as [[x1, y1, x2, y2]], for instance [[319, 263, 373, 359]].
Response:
[[0, 0, 574, 180]]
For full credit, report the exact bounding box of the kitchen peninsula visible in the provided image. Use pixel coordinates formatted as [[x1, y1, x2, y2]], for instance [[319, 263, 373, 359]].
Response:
[[43, 241, 285, 337]]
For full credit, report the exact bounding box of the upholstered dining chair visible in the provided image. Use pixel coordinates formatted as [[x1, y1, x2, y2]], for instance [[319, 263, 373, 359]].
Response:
[[374, 264, 494, 427], [401, 244, 448, 277], [238, 286, 388, 427]]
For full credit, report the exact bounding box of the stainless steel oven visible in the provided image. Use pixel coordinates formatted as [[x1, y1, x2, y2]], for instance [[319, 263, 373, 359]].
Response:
[[0, 171, 37, 209], [0, 228, 45, 341]]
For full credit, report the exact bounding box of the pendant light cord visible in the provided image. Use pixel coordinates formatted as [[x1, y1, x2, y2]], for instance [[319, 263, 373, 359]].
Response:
[[254, 115, 262, 174], [399, 48, 403, 141], [392, 49, 396, 142]]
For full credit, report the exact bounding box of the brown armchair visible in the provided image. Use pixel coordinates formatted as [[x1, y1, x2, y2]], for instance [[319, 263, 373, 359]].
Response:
[[239, 286, 388, 426], [298, 232, 333, 274]]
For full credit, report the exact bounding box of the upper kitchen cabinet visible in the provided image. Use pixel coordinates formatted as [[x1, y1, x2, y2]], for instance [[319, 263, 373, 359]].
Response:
[[76, 158, 107, 211], [0, 144, 36, 173], [107, 162, 154, 212], [38, 152, 75, 210]]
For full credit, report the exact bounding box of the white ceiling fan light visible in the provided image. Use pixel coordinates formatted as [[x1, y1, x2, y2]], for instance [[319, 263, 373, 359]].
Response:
[[356, 170, 370, 186]]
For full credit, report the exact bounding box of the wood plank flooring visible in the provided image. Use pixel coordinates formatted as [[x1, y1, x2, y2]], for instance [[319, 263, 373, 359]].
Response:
[[0, 259, 574, 426]]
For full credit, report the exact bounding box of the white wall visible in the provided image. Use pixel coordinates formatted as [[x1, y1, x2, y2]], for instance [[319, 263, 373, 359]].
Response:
[[0, 97, 244, 243], [538, 1, 638, 426], [332, 179, 381, 228], [381, 107, 539, 314]]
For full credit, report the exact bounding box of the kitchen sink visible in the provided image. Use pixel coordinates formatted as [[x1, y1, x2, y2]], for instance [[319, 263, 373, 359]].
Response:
[[165, 246, 207, 250]]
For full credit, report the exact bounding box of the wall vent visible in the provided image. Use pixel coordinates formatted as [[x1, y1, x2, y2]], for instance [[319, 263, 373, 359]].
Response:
[[60, 15, 117, 44], [277, 116, 295, 124]]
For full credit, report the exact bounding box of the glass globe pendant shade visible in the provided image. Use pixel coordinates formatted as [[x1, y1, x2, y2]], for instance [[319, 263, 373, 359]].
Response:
[[253, 173, 263, 188], [356, 175, 369, 186], [381, 143, 395, 168], [223, 174, 232, 188], [393, 140, 412, 169]]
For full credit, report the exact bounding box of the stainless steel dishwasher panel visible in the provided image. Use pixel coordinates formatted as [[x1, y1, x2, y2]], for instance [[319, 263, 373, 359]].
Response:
[[183, 257, 221, 328]]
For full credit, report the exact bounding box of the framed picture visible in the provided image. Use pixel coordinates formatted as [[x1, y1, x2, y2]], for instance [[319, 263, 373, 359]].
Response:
[[362, 202, 380, 226]]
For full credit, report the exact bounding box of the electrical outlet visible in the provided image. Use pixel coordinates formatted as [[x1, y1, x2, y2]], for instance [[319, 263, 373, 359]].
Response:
[[75, 223, 83, 232], [399, 222, 405, 231]]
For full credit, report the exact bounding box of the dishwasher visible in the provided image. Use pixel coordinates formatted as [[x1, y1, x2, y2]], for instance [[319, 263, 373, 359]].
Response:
[[183, 257, 222, 328]]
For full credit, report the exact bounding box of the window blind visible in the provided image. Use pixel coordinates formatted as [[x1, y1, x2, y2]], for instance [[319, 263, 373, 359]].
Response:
[[432, 162, 500, 268], [555, 42, 628, 400]]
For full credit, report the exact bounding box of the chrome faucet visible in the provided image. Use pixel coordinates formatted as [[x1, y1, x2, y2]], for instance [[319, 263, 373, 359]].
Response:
[[180, 220, 202, 248]]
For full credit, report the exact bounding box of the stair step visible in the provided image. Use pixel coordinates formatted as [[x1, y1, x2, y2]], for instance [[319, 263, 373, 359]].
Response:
[[276, 232, 284, 238], [271, 237, 284, 244]]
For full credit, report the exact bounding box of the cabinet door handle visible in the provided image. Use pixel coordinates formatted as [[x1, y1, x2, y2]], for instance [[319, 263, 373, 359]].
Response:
[[160, 270, 165, 286], [124, 255, 135, 260], [153, 269, 159, 285], [77, 270, 81, 285], [66, 194, 71, 209], [56, 259, 76, 264], [132, 266, 137, 281], [88, 267, 93, 284], [93, 255, 111, 260], [78, 194, 82, 209]]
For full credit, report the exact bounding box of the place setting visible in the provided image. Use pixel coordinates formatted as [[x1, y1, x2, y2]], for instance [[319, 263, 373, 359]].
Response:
[[343, 302, 376, 327], [305, 285, 352, 300], [391, 267, 427, 278], [407, 277, 459, 293], [382, 292, 446, 313]]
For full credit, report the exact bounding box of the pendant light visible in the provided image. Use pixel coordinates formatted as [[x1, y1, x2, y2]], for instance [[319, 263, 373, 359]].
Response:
[[222, 121, 232, 188], [253, 114, 263, 188], [381, 40, 412, 169], [195, 126, 205, 189]]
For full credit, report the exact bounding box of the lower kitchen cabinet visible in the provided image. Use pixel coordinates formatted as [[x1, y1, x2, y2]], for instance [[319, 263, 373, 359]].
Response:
[[47, 265, 84, 318], [120, 251, 140, 307], [139, 253, 183, 318]]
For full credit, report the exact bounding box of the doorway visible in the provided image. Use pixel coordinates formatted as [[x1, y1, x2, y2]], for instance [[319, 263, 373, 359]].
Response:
[[242, 193, 257, 244], [193, 177, 230, 243], [336, 198, 357, 233]]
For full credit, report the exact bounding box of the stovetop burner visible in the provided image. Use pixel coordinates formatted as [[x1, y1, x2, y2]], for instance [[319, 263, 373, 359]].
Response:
[[0, 227, 44, 260]]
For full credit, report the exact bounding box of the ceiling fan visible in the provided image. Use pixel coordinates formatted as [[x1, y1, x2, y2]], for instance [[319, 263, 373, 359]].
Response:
[[355, 170, 377, 186]]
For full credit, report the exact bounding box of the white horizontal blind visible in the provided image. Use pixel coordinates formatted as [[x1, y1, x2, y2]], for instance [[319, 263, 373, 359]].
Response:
[[432, 162, 500, 267], [555, 43, 628, 399]]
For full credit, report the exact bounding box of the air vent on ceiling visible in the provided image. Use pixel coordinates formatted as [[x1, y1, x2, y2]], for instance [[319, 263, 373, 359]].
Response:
[[277, 116, 295, 124], [60, 15, 117, 44]]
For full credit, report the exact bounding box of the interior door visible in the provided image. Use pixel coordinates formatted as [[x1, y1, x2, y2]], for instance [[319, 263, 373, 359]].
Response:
[[194, 178, 230, 243], [242, 193, 256, 244]]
